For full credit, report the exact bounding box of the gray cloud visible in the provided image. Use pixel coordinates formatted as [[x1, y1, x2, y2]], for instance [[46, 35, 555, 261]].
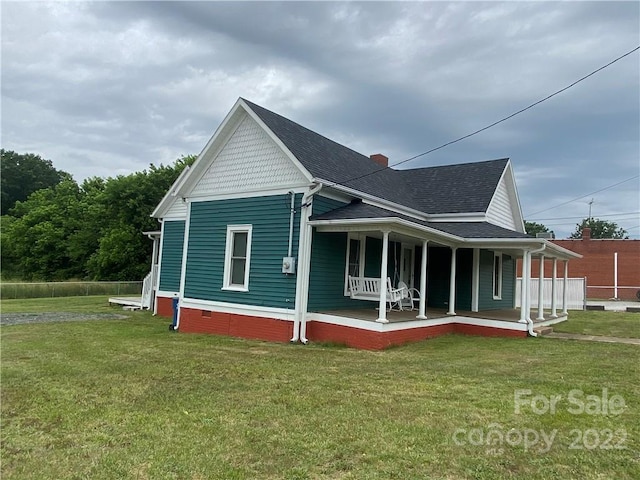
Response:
[[2, 1, 638, 238]]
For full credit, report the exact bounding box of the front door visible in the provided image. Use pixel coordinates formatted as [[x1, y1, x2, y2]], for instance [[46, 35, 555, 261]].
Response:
[[400, 244, 415, 288]]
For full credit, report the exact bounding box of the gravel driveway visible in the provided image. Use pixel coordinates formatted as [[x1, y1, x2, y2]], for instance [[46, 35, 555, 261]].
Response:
[[1, 312, 130, 326]]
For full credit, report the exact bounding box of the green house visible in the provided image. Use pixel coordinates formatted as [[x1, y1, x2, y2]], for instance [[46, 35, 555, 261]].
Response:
[[146, 98, 579, 349]]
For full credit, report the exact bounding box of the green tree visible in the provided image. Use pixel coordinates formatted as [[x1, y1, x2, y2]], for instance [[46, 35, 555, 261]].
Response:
[[1, 155, 195, 281], [1, 150, 68, 215], [524, 221, 554, 237], [1, 179, 85, 280], [569, 218, 628, 239]]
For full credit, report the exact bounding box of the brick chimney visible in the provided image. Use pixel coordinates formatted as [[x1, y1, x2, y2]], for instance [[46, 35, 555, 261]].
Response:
[[582, 227, 591, 240], [370, 154, 388, 167]]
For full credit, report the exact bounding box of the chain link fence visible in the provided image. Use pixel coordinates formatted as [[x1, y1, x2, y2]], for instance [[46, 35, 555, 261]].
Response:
[[0, 281, 143, 300]]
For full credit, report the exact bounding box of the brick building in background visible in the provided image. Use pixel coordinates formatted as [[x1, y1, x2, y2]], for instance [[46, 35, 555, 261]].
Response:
[[518, 228, 640, 301]]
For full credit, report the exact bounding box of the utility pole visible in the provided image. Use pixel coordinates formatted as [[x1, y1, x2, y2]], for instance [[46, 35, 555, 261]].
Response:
[[588, 198, 594, 220]]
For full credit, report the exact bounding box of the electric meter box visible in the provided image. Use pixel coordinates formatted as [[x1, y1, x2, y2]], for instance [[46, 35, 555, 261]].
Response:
[[282, 257, 296, 274]]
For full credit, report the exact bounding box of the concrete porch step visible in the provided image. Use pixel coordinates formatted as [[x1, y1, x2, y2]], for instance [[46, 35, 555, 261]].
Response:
[[534, 326, 554, 336]]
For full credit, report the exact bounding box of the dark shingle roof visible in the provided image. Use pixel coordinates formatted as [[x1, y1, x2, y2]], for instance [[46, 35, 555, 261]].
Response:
[[244, 99, 508, 216], [396, 159, 508, 214], [311, 201, 531, 240]]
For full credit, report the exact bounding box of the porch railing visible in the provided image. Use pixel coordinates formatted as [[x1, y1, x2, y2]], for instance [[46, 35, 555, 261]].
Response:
[[141, 264, 158, 310]]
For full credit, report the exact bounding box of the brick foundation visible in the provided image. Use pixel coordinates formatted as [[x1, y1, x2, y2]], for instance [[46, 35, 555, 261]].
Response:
[[179, 307, 293, 343], [306, 321, 525, 350], [175, 306, 527, 350], [156, 296, 175, 318]]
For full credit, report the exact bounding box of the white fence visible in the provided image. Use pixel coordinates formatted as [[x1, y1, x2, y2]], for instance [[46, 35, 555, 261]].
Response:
[[515, 277, 586, 310]]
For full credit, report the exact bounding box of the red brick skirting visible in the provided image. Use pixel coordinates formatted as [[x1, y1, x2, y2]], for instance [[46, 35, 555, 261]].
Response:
[[179, 307, 293, 343], [176, 307, 527, 350], [156, 296, 175, 318]]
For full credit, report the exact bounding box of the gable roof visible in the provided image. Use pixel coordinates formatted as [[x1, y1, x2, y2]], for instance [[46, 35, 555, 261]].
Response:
[[396, 159, 509, 215], [243, 99, 509, 216], [155, 98, 519, 224]]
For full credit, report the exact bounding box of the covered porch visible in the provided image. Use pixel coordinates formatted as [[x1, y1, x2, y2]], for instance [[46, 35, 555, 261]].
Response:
[[306, 206, 580, 339]]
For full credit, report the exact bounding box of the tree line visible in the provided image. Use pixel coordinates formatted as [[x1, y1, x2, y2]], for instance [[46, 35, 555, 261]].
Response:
[[1, 150, 195, 281]]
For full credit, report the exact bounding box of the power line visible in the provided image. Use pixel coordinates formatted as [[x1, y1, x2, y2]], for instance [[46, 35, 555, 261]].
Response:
[[527, 211, 640, 221], [335, 45, 640, 189], [526, 174, 640, 217]]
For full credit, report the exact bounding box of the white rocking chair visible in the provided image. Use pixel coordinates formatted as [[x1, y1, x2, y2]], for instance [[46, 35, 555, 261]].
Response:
[[396, 281, 421, 311]]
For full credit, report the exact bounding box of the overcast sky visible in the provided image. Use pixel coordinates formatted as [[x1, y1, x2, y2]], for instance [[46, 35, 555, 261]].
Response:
[[2, 1, 639, 238]]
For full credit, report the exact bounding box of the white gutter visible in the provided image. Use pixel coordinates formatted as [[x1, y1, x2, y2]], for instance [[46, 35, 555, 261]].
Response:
[[291, 182, 322, 343], [525, 244, 546, 337], [287, 191, 295, 257]]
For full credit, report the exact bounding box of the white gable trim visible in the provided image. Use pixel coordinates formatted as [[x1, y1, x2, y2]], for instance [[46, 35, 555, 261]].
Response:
[[486, 161, 525, 233], [240, 99, 314, 184], [153, 98, 314, 217]]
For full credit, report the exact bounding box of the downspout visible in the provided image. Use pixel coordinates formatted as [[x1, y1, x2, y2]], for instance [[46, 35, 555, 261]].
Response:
[[291, 183, 322, 343], [526, 243, 546, 337], [287, 191, 295, 258]]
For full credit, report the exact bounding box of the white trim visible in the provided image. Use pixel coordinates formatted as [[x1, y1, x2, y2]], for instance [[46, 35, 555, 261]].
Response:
[[317, 181, 430, 221], [162, 215, 188, 221], [344, 233, 367, 296], [425, 212, 487, 222], [493, 251, 503, 300], [157, 290, 181, 298], [189, 185, 310, 203], [151, 165, 192, 218], [180, 297, 296, 321], [316, 190, 353, 204], [178, 200, 192, 299], [306, 312, 527, 333], [240, 99, 315, 184], [223, 225, 253, 291], [154, 220, 167, 315], [399, 243, 415, 288]]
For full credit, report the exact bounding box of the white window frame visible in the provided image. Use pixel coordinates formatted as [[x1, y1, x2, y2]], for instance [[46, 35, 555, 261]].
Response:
[[344, 234, 367, 296], [222, 225, 253, 292], [493, 251, 503, 300]]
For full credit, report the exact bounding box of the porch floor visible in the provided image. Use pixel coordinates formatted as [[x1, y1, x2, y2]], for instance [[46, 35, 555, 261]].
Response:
[[108, 296, 143, 309], [315, 307, 566, 324]]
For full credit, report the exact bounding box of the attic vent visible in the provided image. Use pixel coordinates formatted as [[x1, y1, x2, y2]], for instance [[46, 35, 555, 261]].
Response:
[[535, 232, 555, 239]]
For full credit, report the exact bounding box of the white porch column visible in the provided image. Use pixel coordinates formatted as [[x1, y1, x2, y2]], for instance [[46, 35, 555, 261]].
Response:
[[536, 255, 546, 321], [417, 240, 428, 319], [519, 251, 529, 323], [447, 246, 457, 316], [562, 259, 569, 315], [525, 250, 533, 321], [551, 258, 558, 318], [377, 231, 390, 323]]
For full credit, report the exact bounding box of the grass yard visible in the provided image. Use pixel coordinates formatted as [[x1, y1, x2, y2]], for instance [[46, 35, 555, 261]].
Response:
[[1, 299, 639, 479], [1, 295, 118, 314], [553, 310, 640, 338]]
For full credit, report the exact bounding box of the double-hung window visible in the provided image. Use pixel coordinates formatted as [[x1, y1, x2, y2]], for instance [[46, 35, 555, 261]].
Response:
[[493, 252, 503, 300], [344, 235, 366, 295], [223, 225, 252, 291]]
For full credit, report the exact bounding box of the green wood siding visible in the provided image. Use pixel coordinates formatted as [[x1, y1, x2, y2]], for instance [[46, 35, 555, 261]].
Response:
[[183, 195, 300, 308], [478, 250, 516, 310], [158, 220, 185, 292], [308, 232, 372, 311], [312, 195, 347, 216]]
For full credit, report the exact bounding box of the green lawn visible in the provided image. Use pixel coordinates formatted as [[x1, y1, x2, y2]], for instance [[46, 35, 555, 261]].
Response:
[[0, 295, 117, 314], [1, 299, 639, 479], [553, 310, 640, 338]]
